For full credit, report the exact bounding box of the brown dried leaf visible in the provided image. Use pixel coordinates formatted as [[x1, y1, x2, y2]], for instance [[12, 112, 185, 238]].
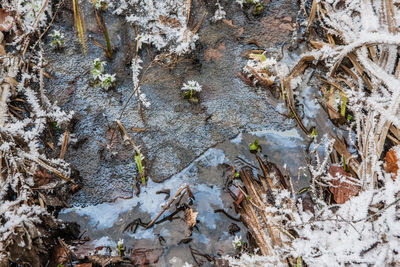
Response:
[[384, 149, 398, 179], [72, 242, 96, 260], [34, 169, 54, 186], [184, 208, 198, 237], [41, 194, 64, 207], [309, 40, 329, 49], [105, 128, 118, 147], [328, 166, 360, 204], [51, 246, 69, 265], [74, 263, 92, 267], [0, 8, 13, 32], [159, 15, 181, 28], [222, 19, 237, 28], [69, 184, 80, 193], [327, 87, 341, 120], [185, 208, 198, 229], [131, 248, 163, 265], [233, 191, 244, 211], [204, 43, 225, 62]]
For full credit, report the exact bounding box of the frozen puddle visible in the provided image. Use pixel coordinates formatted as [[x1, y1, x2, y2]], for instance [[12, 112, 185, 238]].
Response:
[[61, 148, 228, 232], [59, 128, 307, 266]]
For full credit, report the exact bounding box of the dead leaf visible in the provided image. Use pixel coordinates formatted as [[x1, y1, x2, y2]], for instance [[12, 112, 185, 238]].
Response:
[[328, 165, 360, 204], [72, 242, 96, 260], [105, 128, 119, 147], [159, 15, 181, 28], [279, 23, 294, 31], [41, 194, 64, 207], [185, 208, 198, 228], [74, 263, 92, 267], [310, 40, 330, 49], [301, 192, 315, 214], [236, 27, 244, 36], [69, 184, 80, 193], [50, 246, 69, 266], [327, 87, 341, 120], [233, 191, 244, 212], [131, 248, 163, 265], [222, 19, 237, 28], [184, 208, 198, 236], [0, 31, 5, 55], [0, 8, 13, 32], [204, 43, 225, 62], [87, 255, 126, 266], [34, 169, 54, 186], [384, 149, 398, 179]]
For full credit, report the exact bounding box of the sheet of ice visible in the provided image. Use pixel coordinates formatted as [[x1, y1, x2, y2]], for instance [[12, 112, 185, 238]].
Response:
[[127, 228, 156, 239], [61, 148, 229, 230], [249, 128, 304, 149], [159, 227, 170, 237], [275, 103, 287, 114], [300, 86, 320, 127], [192, 230, 211, 244], [230, 133, 243, 144], [194, 184, 225, 229], [91, 236, 116, 247]]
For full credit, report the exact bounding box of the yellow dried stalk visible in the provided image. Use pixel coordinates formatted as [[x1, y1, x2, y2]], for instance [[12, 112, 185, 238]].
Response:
[[60, 130, 70, 160], [72, 0, 87, 55], [235, 163, 296, 264], [307, 0, 317, 29]]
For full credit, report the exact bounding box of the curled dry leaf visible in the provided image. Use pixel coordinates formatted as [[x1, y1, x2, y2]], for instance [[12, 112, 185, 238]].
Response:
[[384, 149, 399, 179], [233, 190, 244, 212], [0, 8, 14, 32], [328, 165, 360, 204], [184, 208, 198, 236]]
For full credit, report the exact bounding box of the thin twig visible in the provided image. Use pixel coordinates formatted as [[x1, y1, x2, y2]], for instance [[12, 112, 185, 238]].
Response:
[[146, 185, 189, 229]]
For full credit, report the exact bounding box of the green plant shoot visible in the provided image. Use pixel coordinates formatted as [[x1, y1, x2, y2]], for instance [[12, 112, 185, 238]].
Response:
[[249, 139, 261, 153], [135, 152, 145, 185], [340, 94, 347, 117], [310, 128, 317, 137]]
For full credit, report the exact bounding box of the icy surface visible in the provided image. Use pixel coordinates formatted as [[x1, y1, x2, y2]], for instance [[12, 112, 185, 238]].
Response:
[[61, 148, 228, 229], [60, 127, 308, 265]]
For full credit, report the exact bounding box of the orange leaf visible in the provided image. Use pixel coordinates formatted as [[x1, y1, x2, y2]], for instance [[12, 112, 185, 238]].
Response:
[[328, 166, 359, 204], [384, 149, 398, 179]]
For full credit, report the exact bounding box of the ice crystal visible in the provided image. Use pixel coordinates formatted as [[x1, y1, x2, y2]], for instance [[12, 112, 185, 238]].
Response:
[[181, 80, 202, 92], [112, 0, 198, 55], [99, 73, 116, 90], [212, 1, 226, 22]]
